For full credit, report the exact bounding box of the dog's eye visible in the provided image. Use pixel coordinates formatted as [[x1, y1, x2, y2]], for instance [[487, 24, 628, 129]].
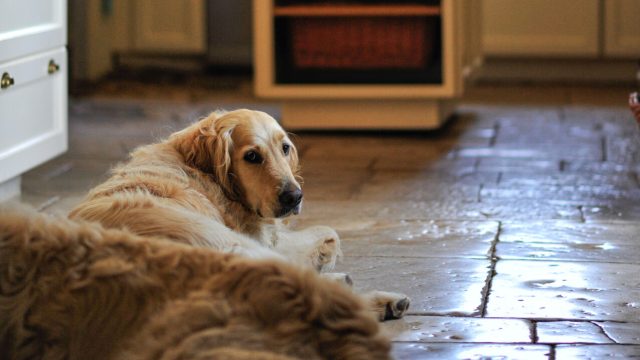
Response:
[[282, 144, 290, 155], [243, 151, 263, 164]]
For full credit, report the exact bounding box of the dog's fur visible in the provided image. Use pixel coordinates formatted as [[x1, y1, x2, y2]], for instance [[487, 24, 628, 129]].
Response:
[[69, 109, 410, 320], [70, 110, 335, 267], [0, 207, 390, 359]]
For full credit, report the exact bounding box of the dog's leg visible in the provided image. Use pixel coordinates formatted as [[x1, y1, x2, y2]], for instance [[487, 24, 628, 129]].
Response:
[[272, 225, 342, 272], [362, 291, 411, 321], [321, 272, 353, 287]]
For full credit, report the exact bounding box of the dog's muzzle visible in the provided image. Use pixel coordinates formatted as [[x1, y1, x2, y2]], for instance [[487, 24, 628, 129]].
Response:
[[277, 186, 303, 217]]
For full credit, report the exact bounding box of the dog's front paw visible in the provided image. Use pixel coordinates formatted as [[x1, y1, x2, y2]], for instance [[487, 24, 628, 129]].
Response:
[[363, 291, 411, 321], [307, 226, 342, 272]]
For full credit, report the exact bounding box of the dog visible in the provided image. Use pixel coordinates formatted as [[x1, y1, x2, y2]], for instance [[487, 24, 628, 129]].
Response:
[[0, 206, 391, 359], [69, 109, 410, 321]]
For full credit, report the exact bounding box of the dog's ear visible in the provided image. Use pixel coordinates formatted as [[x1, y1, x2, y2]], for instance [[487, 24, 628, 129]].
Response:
[[211, 116, 237, 197], [171, 113, 236, 197], [288, 141, 303, 186], [172, 117, 218, 175]]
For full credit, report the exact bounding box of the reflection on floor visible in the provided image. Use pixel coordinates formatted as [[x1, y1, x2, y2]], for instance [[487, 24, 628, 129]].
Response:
[[20, 82, 640, 359]]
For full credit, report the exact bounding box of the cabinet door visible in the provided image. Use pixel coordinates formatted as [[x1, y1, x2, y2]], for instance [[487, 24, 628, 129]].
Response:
[[0, 48, 67, 183], [604, 0, 640, 58], [132, 0, 206, 53], [0, 0, 66, 62], [482, 0, 599, 57]]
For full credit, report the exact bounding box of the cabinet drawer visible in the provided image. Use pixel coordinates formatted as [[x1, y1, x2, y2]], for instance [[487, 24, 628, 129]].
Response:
[[0, 48, 67, 183], [0, 0, 66, 62]]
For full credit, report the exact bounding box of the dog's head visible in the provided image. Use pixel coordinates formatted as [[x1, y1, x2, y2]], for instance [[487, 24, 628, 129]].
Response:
[[172, 109, 302, 218]]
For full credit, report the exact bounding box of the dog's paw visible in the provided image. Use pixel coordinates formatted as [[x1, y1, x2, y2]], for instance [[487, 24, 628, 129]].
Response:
[[363, 291, 411, 321], [308, 227, 342, 272], [321, 272, 353, 287]]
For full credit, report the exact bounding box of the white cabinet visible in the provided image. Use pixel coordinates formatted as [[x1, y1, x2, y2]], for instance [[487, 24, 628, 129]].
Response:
[[0, 0, 68, 200], [0, 0, 66, 62], [604, 0, 640, 58], [482, 0, 599, 57]]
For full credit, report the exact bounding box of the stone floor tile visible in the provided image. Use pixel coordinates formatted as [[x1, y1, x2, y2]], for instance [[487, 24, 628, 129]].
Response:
[[499, 220, 640, 245], [300, 136, 457, 165], [299, 169, 369, 201], [493, 128, 599, 148], [356, 184, 480, 203], [496, 241, 640, 264], [22, 156, 113, 196], [562, 107, 637, 136], [66, 134, 136, 161], [606, 136, 640, 165], [536, 321, 614, 344], [496, 220, 640, 263], [383, 315, 532, 343], [498, 173, 638, 189], [292, 199, 582, 232], [476, 158, 560, 172], [373, 157, 477, 173], [562, 160, 640, 174], [595, 322, 640, 344], [338, 220, 497, 258], [335, 257, 491, 316], [392, 343, 551, 360], [582, 204, 640, 221], [354, 172, 483, 202], [486, 261, 640, 321], [555, 344, 640, 359], [20, 192, 85, 215], [458, 143, 603, 161], [481, 185, 640, 204]]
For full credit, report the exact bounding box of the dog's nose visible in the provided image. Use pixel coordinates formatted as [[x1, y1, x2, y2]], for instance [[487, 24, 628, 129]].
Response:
[[279, 187, 303, 209]]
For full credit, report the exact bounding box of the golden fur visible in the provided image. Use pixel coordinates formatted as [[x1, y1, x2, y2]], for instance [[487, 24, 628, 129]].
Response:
[[0, 206, 390, 359]]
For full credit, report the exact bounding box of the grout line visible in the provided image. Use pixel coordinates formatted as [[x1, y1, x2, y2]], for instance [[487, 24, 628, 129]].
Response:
[[531, 320, 539, 344], [577, 205, 586, 223], [549, 344, 556, 360], [473, 158, 481, 173], [489, 122, 500, 147], [559, 160, 566, 172], [591, 321, 617, 344], [633, 172, 640, 188], [479, 221, 501, 317]]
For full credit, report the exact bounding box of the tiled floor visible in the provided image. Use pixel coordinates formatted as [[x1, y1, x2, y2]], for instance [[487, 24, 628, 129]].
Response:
[[19, 80, 640, 359]]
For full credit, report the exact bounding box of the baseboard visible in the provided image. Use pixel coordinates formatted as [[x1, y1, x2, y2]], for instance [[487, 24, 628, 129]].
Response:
[[476, 58, 638, 85]]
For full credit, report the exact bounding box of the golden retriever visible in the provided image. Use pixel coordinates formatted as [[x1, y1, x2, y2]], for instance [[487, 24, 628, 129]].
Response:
[[0, 206, 390, 359], [69, 109, 410, 321]]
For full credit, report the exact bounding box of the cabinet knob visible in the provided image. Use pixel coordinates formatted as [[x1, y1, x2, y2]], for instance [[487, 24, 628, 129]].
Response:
[[48, 59, 60, 74], [1, 72, 14, 89]]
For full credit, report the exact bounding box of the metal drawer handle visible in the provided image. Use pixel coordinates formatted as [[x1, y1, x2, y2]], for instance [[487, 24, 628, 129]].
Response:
[[48, 59, 60, 74], [1, 72, 14, 89]]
